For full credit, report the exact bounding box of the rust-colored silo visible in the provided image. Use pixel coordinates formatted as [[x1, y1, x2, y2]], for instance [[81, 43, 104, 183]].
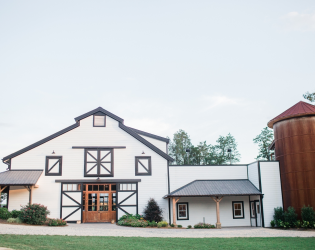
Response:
[[268, 101, 315, 216]]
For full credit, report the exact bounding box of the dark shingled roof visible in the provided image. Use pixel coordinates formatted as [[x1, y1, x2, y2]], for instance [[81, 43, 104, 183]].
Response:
[[164, 180, 262, 198], [0, 170, 43, 185]]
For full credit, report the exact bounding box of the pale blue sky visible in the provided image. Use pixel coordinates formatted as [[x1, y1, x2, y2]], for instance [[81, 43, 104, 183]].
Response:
[[0, 1, 314, 171]]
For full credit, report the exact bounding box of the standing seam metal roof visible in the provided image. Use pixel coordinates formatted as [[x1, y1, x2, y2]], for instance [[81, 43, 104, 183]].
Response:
[[164, 180, 262, 197], [0, 170, 43, 185]]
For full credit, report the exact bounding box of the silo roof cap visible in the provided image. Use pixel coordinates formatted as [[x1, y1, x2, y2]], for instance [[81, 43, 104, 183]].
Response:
[[268, 101, 315, 128]]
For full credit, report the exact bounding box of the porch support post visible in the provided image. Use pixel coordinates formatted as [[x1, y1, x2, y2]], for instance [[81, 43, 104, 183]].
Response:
[[24, 186, 33, 205], [211, 196, 223, 229], [0, 186, 7, 207], [172, 197, 180, 226]]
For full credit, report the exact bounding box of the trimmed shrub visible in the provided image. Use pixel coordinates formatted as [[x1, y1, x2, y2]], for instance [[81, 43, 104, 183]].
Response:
[[143, 198, 163, 223], [170, 223, 175, 227], [7, 218, 22, 224], [19, 203, 50, 225], [301, 206, 315, 225], [11, 210, 22, 219], [284, 206, 297, 228], [187, 225, 192, 229], [270, 220, 275, 228], [273, 207, 284, 227], [194, 223, 214, 229], [117, 214, 148, 227], [177, 225, 182, 228], [148, 221, 157, 227], [0, 207, 11, 220], [48, 218, 67, 226], [157, 221, 168, 227]]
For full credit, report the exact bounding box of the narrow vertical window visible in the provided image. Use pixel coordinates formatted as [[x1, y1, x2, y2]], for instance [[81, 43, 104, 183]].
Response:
[[177, 202, 189, 220], [232, 201, 244, 219]]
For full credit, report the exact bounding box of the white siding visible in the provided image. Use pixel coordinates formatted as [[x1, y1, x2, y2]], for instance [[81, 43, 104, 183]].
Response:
[[248, 162, 259, 190], [260, 162, 283, 227], [8, 186, 30, 211], [170, 196, 251, 227], [9, 115, 169, 221], [169, 165, 248, 192], [139, 135, 167, 153]]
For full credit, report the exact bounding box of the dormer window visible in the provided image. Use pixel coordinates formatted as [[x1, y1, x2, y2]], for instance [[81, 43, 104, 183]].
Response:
[[93, 114, 106, 127]]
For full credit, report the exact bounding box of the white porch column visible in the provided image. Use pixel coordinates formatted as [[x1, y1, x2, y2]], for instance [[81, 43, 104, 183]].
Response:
[[0, 186, 7, 207]]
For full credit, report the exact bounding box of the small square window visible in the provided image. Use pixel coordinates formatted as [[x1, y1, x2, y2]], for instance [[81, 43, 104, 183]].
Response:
[[177, 202, 189, 220], [135, 156, 152, 176], [232, 201, 244, 219], [93, 115, 106, 127], [45, 156, 62, 176]]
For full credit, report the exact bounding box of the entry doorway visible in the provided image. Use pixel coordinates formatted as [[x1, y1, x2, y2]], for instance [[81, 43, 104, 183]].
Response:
[[83, 184, 117, 223], [250, 200, 261, 227]]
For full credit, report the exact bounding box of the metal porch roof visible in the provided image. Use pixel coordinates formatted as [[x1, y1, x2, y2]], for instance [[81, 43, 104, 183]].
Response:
[[164, 180, 262, 198], [0, 170, 43, 186]]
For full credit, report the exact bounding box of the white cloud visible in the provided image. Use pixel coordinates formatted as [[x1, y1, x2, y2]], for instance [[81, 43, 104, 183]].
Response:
[[281, 11, 315, 32]]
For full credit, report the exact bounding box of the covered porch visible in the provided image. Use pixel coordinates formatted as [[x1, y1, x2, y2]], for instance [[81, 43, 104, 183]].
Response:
[[164, 180, 263, 228], [0, 170, 43, 208]]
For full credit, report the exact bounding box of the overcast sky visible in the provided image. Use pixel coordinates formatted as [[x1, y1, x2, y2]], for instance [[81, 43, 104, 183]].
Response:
[[0, 1, 314, 172]]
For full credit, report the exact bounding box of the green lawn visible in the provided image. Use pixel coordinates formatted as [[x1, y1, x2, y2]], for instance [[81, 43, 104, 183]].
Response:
[[0, 235, 314, 250]]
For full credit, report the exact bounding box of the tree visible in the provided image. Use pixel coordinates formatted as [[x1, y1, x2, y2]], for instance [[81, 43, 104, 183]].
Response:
[[253, 127, 274, 160], [303, 91, 315, 102], [189, 141, 209, 165], [169, 130, 241, 165], [143, 198, 163, 222], [168, 129, 192, 165], [215, 133, 241, 164]]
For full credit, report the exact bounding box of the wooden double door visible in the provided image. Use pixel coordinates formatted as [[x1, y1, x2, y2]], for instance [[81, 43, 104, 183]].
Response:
[[83, 184, 117, 223]]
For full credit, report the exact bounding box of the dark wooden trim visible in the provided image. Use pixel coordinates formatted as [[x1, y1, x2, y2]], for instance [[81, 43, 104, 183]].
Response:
[[55, 179, 141, 183], [232, 201, 245, 219], [72, 146, 126, 149], [260, 195, 265, 227], [84, 148, 114, 177], [118, 206, 130, 215], [62, 192, 81, 206], [93, 114, 106, 127], [126, 126, 169, 143], [45, 156, 62, 176], [177, 202, 189, 220], [63, 207, 81, 220], [118, 192, 136, 205], [135, 156, 152, 176]]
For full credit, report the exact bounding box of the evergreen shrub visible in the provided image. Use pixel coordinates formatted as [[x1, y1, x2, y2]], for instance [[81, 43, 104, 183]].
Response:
[[273, 207, 284, 227], [0, 207, 11, 220], [301, 206, 315, 226], [284, 206, 298, 227], [143, 198, 163, 223]]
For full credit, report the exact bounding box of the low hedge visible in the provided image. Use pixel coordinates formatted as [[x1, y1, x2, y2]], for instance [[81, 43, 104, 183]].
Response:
[[48, 218, 67, 226], [0, 207, 11, 220], [194, 223, 215, 229], [19, 203, 50, 225]]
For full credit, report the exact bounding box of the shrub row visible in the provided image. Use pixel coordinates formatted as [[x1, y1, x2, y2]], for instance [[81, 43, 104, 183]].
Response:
[[0, 203, 66, 227], [193, 223, 216, 229], [271, 206, 315, 229]]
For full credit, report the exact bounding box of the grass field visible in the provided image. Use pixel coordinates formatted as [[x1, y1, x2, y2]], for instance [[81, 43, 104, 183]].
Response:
[[0, 235, 314, 250]]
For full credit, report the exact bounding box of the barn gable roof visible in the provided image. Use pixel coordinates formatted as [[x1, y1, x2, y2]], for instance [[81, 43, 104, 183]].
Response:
[[2, 108, 173, 162]]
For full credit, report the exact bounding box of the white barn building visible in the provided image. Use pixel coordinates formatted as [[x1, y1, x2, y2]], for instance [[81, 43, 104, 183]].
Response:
[[0, 107, 282, 228]]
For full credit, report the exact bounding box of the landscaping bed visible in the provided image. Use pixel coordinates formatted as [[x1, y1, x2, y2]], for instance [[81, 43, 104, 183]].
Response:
[[0, 204, 66, 227]]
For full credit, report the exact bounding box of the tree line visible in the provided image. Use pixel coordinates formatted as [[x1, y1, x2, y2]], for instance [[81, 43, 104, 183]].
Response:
[[168, 127, 274, 165]]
